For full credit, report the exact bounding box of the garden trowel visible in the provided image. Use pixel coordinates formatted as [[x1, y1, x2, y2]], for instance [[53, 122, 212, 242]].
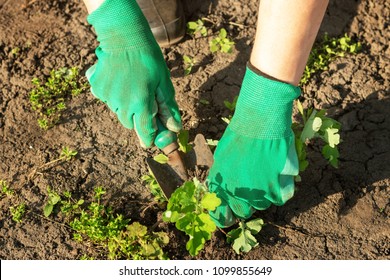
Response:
[[146, 122, 214, 199]]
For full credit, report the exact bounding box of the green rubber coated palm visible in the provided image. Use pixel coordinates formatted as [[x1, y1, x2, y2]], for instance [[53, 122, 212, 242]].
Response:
[[207, 65, 301, 228], [86, 0, 182, 148]]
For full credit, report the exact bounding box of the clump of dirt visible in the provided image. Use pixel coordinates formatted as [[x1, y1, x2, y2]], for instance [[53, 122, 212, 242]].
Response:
[[0, 0, 388, 260]]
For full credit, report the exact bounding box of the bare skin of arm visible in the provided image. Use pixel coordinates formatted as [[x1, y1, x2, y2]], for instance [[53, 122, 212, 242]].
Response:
[[83, 0, 105, 13], [250, 0, 329, 86]]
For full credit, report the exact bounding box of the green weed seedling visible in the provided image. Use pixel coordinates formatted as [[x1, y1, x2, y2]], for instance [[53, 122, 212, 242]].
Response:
[[210, 28, 235, 54], [1, 180, 14, 198], [163, 178, 221, 256], [227, 218, 264, 254], [29, 146, 78, 179], [183, 55, 196, 76], [293, 100, 341, 181], [300, 33, 361, 85], [69, 186, 169, 260], [29, 67, 89, 129], [222, 95, 238, 124], [187, 19, 208, 37], [142, 171, 167, 204], [10, 203, 26, 223]]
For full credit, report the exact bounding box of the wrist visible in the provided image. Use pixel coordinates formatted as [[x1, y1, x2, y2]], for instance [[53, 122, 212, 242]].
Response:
[[229, 66, 300, 139], [87, 0, 156, 50]]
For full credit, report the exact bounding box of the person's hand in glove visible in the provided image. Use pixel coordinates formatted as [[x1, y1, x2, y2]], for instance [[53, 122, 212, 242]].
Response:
[[83, 0, 182, 148], [206, 0, 329, 227]]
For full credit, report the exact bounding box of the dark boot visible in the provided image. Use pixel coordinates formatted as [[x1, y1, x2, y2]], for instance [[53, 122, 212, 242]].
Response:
[[136, 0, 186, 47]]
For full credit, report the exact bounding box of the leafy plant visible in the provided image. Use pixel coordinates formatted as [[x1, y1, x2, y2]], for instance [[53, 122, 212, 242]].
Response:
[[1, 180, 14, 198], [68, 187, 169, 260], [293, 100, 342, 181], [10, 203, 26, 223], [300, 33, 361, 85], [227, 218, 264, 254], [43, 187, 62, 217], [210, 28, 235, 54], [142, 171, 167, 204], [183, 55, 196, 76], [162, 178, 221, 256], [29, 67, 89, 129], [29, 146, 78, 179], [187, 19, 208, 37]]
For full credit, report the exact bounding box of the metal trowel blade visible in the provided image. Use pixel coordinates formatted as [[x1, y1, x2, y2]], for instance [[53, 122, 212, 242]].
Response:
[[146, 134, 214, 199]]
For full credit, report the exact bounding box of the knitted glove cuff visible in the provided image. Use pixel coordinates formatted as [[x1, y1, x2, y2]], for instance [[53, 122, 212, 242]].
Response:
[[87, 0, 156, 50], [229, 65, 301, 139]]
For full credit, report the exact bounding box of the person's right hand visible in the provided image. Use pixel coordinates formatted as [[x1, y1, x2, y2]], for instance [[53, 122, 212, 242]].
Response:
[[86, 0, 182, 148]]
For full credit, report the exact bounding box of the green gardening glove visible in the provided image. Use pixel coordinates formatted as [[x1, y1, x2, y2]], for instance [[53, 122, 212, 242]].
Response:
[[86, 0, 182, 148], [207, 65, 301, 228]]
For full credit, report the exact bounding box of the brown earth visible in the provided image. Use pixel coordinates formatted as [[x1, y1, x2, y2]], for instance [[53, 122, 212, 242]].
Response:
[[0, 0, 389, 260]]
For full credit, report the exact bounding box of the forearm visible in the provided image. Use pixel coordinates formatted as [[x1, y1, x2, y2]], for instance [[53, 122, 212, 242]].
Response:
[[83, 0, 106, 13], [250, 0, 329, 86]]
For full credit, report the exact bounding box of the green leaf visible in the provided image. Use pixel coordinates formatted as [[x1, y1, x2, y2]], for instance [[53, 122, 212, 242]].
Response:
[[219, 28, 227, 39], [246, 218, 264, 234], [43, 204, 54, 217], [300, 110, 322, 141], [296, 100, 304, 119], [200, 193, 221, 211], [323, 127, 340, 148], [178, 130, 192, 153], [322, 144, 340, 168], [153, 153, 169, 164]]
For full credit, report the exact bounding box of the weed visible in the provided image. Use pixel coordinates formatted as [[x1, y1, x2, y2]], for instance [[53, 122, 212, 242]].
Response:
[[163, 178, 221, 256], [293, 100, 342, 180], [29, 146, 78, 179], [29, 67, 89, 129], [10, 47, 20, 56], [187, 19, 208, 37], [1, 180, 14, 198], [227, 218, 264, 254], [300, 33, 361, 85], [183, 55, 196, 76], [210, 28, 235, 54], [10, 203, 26, 223], [66, 187, 169, 260], [142, 171, 167, 204]]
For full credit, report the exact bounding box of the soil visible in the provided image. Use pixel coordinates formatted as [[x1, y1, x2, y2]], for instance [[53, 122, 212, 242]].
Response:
[[0, 0, 389, 260]]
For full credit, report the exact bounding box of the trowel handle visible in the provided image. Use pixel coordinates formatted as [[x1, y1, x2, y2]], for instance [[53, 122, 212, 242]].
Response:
[[154, 118, 178, 154]]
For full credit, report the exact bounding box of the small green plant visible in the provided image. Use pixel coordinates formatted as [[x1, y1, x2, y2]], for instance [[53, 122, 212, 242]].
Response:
[[29, 67, 89, 129], [227, 218, 264, 254], [210, 28, 235, 54], [293, 100, 341, 181], [222, 95, 238, 124], [10, 203, 26, 223], [187, 19, 208, 37], [68, 187, 169, 260], [142, 171, 167, 204], [60, 146, 78, 161], [183, 55, 196, 76], [29, 146, 78, 179], [43, 187, 62, 217], [1, 180, 14, 198], [10, 47, 20, 56], [162, 178, 221, 256], [300, 33, 361, 85]]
